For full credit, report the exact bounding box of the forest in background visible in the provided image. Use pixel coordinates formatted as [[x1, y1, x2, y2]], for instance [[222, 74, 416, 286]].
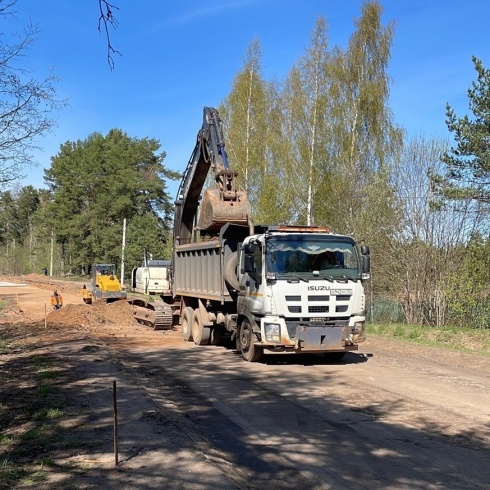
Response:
[[2, 1, 490, 329]]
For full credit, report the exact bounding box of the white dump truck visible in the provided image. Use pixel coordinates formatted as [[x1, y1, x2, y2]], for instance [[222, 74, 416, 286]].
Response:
[[169, 107, 371, 361]]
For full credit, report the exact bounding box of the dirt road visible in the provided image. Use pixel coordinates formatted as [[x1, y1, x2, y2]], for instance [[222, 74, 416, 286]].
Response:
[[1, 275, 489, 489]]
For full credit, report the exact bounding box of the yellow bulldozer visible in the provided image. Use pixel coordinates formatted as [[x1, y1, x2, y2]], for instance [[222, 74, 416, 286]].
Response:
[[80, 263, 127, 304]]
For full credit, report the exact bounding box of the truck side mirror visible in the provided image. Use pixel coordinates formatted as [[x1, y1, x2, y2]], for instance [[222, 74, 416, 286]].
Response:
[[244, 254, 254, 274], [360, 245, 370, 279], [362, 254, 370, 274], [242, 243, 255, 255]]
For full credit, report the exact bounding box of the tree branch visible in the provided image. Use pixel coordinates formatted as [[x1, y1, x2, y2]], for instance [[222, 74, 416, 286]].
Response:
[[98, 0, 120, 70]]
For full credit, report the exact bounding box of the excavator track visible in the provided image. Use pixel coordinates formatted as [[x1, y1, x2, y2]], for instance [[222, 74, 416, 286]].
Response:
[[128, 299, 173, 330]]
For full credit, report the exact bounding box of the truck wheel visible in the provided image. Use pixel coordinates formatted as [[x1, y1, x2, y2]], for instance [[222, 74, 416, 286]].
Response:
[[239, 320, 263, 362], [210, 326, 222, 345], [181, 307, 194, 341], [192, 310, 211, 346]]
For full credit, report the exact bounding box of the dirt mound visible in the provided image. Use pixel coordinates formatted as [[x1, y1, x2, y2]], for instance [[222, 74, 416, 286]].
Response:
[[47, 301, 137, 328]]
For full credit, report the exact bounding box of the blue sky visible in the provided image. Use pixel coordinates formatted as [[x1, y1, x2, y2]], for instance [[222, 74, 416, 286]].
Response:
[[7, 0, 490, 197]]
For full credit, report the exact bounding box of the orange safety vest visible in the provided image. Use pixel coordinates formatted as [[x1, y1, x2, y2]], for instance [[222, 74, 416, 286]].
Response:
[[50, 293, 63, 308]]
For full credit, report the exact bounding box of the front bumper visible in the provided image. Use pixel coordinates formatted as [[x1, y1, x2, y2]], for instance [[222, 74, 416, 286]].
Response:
[[259, 316, 365, 352]]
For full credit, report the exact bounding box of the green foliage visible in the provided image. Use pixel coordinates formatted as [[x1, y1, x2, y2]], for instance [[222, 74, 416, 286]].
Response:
[[443, 235, 490, 328], [0, 190, 19, 244], [44, 128, 179, 272], [314, 1, 402, 237], [367, 323, 490, 354], [3, 2, 490, 332], [220, 39, 269, 210], [368, 297, 404, 323], [282, 17, 332, 226], [436, 56, 490, 203], [0, 336, 8, 354], [222, 2, 402, 236], [36, 385, 56, 397], [33, 408, 64, 421]]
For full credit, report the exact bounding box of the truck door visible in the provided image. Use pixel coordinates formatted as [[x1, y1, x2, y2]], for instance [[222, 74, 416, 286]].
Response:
[[239, 243, 263, 314]]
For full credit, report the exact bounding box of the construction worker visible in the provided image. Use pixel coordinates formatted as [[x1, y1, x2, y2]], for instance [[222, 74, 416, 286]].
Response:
[[50, 290, 63, 310]]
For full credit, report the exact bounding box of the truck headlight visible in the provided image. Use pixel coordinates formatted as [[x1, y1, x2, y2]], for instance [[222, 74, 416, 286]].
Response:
[[353, 321, 364, 332], [264, 323, 281, 342], [351, 321, 366, 343]]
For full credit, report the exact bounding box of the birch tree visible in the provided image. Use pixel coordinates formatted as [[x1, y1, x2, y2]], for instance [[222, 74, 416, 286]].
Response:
[[281, 17, 331, 225], [220, 40, 268, 206], [317, 0, 402, 238]]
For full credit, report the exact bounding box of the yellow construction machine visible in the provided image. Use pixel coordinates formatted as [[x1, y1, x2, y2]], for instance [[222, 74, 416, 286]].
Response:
[[80, 263, 127, 304]]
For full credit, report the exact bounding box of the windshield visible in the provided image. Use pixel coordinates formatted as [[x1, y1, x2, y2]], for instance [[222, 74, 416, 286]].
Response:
[[265, 236, 360, 280], [95, 264, 115, 276]]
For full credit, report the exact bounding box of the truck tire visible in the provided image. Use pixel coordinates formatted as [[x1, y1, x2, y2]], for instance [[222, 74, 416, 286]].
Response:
[[192, 309, 211, 346], [181, 306, 194, 341], [210, 326, 223, 345], [239, 319, 264, 362]]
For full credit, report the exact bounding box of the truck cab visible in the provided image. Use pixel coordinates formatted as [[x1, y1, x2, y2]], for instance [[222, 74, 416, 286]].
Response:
[[237, 226, 370, 360]]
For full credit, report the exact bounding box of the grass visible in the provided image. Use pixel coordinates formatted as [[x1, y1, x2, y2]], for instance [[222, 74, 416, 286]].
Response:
[[37, 384, 57, 397], [40, 370, 59, 380], [22, 467, 49, 484], [0, 434, 16, 446], [0, 329, 9, 353], [0, 342, 76, 489], [33, 355, 51, 370], [0, 338, 8, 354], [0, 459, 24, 480], [33, 407, 64, 421], [367, 322, 490, 356]]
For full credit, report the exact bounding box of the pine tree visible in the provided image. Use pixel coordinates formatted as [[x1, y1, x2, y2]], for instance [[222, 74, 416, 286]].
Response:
[[438, 56, 490, 204], [44, 129, 179, 272]]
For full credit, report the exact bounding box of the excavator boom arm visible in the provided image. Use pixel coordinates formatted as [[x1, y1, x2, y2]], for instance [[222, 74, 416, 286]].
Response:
[[173, 107, 250, 246]]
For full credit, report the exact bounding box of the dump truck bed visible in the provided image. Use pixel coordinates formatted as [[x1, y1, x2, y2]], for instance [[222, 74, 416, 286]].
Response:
[[173, 239, 230, 302]]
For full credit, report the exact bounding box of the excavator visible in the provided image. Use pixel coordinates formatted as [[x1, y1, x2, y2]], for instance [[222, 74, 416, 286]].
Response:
[[125, 107, 251, 330], [173, 106, 251, 245]]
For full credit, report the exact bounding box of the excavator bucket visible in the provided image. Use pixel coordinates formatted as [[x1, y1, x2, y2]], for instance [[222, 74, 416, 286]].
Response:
[[197, 189, 251, 232]]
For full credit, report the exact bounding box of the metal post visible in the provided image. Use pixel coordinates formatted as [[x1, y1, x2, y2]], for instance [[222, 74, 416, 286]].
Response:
[[120, 219, 126, 286], [49, 228, 54, 277], [113, 380, 119, 466]]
